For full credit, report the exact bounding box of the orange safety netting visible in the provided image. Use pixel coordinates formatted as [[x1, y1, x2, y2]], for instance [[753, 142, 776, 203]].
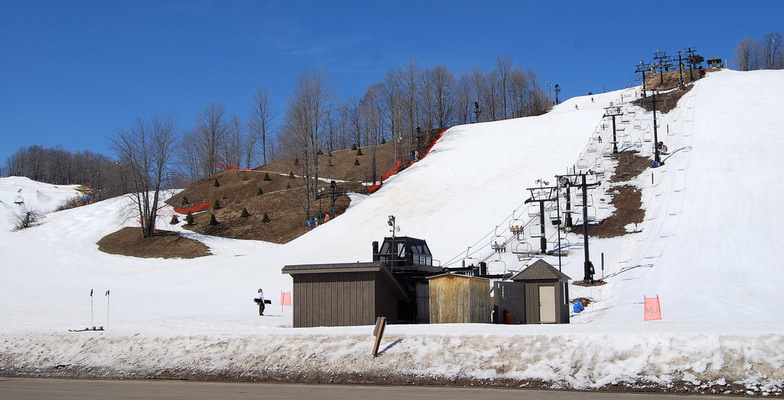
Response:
[[174, 201, 211, 214]]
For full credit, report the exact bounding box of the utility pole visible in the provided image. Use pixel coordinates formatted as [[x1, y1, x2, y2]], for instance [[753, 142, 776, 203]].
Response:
[[603, 104, 623, 154], [524, 180, 558, 254]]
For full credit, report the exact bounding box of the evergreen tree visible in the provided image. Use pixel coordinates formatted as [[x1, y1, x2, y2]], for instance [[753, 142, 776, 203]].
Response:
[[208, 214, 218, 225], [262, 213, 271, 223], [213, 199, 221, 209], [240, 208, 250, 218], [185, 212, 194, 225], [170, 215, 179, 224], [214, 179, 220, 187]]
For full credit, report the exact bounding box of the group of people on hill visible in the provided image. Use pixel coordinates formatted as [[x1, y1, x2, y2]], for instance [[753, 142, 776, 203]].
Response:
[[306, 213, 331, 227]]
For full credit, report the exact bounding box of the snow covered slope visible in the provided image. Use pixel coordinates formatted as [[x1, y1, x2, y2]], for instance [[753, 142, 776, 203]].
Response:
[[1, 70, 783, 394]]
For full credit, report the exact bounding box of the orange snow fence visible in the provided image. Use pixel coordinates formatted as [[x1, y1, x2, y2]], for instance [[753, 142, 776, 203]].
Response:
[[174, 201, 211, 214], [644, 296, 662, 321]]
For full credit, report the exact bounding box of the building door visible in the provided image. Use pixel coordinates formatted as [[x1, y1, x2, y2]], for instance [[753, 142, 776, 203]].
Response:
[[539, 286, 556, 323]]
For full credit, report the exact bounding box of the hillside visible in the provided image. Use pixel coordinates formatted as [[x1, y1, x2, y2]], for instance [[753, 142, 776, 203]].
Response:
[[164, 130, 442, 243], [1, 70, 784, 395]]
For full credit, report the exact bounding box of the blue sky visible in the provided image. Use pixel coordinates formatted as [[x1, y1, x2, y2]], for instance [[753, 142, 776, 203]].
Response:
[[1, 0, 781, 166]]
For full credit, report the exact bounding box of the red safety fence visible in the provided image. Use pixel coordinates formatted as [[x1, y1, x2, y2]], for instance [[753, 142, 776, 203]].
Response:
[[368, 160, 402, 194], [368, 129, 447, 194], [174, 201, 211, 214], [214, 163, 265, 171]]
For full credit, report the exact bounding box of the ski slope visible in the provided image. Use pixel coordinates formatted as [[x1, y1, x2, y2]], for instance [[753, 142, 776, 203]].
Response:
[[1, 70, 783, 394]]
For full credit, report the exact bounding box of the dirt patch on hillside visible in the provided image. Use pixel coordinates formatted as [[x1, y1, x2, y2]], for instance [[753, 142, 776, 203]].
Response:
[[573, 151, 648, 238], [166, 130, 443, 244], [97, 227, 211, 259]]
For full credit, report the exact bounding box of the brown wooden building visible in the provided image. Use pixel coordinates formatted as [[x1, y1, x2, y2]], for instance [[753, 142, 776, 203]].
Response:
[[282, 262, 407, 328], [495, 260, 571, 324], [428, 273, 491, 324]]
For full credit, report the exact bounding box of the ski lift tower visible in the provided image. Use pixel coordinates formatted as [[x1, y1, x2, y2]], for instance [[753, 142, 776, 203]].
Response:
[[636, 61, 650, 97], [556, 172, 600, 284], [603, 104, 623, 155], [524, 180, 558, 254], [650, 89, 662, 167]]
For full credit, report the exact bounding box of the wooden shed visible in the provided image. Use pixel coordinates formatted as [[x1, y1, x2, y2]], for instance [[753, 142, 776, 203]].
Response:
[[428, 273, 491, 323], [282, 262, 406, 328], [510, 260, 571, 324]]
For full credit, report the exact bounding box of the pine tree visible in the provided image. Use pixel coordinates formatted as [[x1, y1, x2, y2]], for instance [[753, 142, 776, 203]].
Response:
[[240, 208, 250, 218], [214, 179, 220, 187], [208, 214, 218, 225], [170, 215, 179, 224], [181, 196, 190, 206], [256, 188, 263, 195], [262, 213, 271, 223], [289, 171, 295, 179], [185, 212, 194, 225], [263, 172, 272, 181], [213, 199, 221, 210], [354, 159, 360, 166], [356, 148, 363, 156]]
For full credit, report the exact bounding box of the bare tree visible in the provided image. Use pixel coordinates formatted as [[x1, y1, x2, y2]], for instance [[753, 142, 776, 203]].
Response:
[[194, 102, 229, 175], [496, 56, 513, 119], [111, 116, 178, 238], [283, 69, 331, 220], [762, 32, 784, 69], [249, 87, 275, 165], [733, 37, 762, 71]]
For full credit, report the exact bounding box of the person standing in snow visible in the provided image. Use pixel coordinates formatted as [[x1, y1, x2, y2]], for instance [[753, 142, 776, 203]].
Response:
[[254, 288, 266, 316]]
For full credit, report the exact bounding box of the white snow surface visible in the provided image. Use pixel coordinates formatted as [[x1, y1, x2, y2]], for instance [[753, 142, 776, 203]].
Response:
[[1, 70, 784, 394]]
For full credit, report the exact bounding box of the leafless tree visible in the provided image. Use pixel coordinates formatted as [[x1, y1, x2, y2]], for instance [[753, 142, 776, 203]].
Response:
[[762, 32, 784, 69], [249, 87, 275, 165], [194, 102, 229, 175], [733, 37, 762, 71], [111, 115, 178, 238], [496, 56, 513, 119], [283, 69, 331, 220]]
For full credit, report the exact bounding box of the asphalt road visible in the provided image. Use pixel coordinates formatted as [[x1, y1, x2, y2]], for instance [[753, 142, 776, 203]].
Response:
[[0, 377, 738, 399]]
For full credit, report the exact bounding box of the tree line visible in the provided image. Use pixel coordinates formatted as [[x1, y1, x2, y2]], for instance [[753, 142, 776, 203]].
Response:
[[4, 56, 550, 195], [733, 32, 784, 71]]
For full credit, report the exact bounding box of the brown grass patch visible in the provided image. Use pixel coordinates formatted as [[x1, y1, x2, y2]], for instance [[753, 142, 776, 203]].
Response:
[[97, 227, 211, 258]]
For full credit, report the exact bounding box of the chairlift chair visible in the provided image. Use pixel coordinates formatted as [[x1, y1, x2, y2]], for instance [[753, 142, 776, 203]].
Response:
[[511, 241, 533, 261]]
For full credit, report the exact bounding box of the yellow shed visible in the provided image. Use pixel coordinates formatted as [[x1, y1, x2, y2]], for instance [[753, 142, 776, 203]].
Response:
[[428, 273, 491, 323]]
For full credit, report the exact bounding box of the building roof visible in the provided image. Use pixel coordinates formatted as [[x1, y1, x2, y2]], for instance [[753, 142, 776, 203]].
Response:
[[427, 272, 490, 283], [510, 259, 571, 281], [282, 261, 385, 274]]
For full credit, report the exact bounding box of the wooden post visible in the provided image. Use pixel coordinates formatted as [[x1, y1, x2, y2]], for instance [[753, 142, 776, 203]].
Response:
[[371, 316, 387, 357]]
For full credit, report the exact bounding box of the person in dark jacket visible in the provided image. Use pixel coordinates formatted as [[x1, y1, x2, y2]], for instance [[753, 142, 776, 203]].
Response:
[[254, 288, 266, 316]]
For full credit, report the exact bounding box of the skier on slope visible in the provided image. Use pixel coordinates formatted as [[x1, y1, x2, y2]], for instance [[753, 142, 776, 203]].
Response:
[[254, 288, 266, 316]]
